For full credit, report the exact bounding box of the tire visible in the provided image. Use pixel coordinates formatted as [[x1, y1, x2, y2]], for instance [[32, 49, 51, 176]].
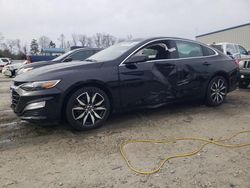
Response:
[[66, 87, 110, 131], [206, 76, 228, 106], [239, 81, 249, 89]]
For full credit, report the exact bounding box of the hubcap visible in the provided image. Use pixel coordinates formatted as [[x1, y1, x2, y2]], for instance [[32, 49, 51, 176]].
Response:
[[72, 92, 106, 126], [210, 79, 226, 104]]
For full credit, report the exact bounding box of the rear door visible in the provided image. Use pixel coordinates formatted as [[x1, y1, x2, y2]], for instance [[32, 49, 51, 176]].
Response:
[[118, 40, 183, 109], [170, 40, 214, 98]]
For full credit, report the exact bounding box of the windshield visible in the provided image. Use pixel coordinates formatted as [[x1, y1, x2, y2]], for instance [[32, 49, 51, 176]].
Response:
[[1, 59, 9, 62], [52, 50, 74, 61], [86, 41, 141, 62]]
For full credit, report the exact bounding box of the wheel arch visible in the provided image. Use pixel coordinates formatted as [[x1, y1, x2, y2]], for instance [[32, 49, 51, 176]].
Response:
[[209, 71, 230, 88], [61, 80, 114, 121]]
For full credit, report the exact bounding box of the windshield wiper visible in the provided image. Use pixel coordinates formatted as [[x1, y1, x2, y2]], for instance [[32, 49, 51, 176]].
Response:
[[85, 59, 98, 62]]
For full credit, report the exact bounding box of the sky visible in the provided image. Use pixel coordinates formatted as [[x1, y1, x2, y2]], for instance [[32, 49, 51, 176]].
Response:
[[0, 0, 249, 45]]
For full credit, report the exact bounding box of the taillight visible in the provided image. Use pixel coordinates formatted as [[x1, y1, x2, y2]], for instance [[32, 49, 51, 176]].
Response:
[[234, 59, 240, 68]]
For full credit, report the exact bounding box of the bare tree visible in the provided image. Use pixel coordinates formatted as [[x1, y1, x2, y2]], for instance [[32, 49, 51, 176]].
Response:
[[102, 34, 116, 48], [93, 33, 103, 48], [57, 34, 66, 48], [15, 39, 21, 53], [6, 39, 17, 54], [65, 41, 70, 49], [38, 36, 51, 49], [0, 33, 4, 48], [78, 34, 88, 47], [86, 37, 93, 47], [71, 33, 78, 46], [22, 44, 27, 55]]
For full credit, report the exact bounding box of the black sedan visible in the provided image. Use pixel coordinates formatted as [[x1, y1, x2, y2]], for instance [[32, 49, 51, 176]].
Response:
[[17, 47, 101, 75], [11, 37, 238, 130]]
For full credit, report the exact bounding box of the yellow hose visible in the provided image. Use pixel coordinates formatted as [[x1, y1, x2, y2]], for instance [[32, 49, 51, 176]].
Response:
[[119, 130, 250, 175]]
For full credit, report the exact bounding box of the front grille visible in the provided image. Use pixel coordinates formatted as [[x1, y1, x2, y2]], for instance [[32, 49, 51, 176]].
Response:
[[243, 61, 250, 69], [11, 90, 20, 110]]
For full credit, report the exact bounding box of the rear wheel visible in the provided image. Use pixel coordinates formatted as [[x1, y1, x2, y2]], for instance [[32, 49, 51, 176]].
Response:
[[206, 76, 228, 106], [66, 87, 110, 131]]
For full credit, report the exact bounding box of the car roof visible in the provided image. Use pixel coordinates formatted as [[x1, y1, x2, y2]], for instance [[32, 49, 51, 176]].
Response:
[[71, 47, 102, 52], [212, 42, 240, 46]]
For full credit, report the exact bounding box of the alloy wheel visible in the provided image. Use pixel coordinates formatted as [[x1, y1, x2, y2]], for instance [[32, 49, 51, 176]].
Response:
[[72, 92, 107, 126], [210, 78, 226, 104]]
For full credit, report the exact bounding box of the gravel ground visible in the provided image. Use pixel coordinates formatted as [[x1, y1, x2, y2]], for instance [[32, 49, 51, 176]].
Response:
[[0, 73, 249, 188]]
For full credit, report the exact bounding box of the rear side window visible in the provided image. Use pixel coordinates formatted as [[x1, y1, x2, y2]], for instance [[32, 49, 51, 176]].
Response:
[[202, 46, 216, 56], [176, 41, 203, 58], [226, 44, 237, 54]]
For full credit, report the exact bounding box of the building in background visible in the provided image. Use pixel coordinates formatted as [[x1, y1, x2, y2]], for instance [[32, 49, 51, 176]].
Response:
[[196, 23, 250, 50]]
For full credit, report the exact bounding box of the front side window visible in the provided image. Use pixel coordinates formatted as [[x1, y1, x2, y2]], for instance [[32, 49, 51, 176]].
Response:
[[127, 41, 177, 63], [238, 45, 248, 55], [176, 41, 203, 58], [134, 42, 171, 60]]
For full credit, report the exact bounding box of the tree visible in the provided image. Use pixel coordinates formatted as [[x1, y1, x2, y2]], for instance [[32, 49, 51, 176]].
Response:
[[22, 44, 27, 56], [15, 39, 21, 54], [78, 34, 88, 47], [93, 33, 103, 48], [102, 34, 116, 48], [93, 33, 116, 48], [38, 36, 51, 49], [57, 34, 66, 48], [86, 37, 93, 47], [6, 39, 17, 54], [71, 33, 78, 46], [30, 39, 39, 54], [49, 41, 56, 48], [0, 33, 4, 48]]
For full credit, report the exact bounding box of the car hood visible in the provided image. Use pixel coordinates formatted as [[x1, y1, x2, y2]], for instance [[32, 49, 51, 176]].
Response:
[[14, 61, 103, 82], [20, 61, 54, 69]]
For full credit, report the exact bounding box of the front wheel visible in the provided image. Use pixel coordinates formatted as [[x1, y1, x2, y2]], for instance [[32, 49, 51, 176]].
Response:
[[66, 87, 110, 131], [206, 76, 228, 106]]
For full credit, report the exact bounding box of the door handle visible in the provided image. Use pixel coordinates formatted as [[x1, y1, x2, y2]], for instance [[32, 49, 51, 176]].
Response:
[[203, 62, 211, 66]]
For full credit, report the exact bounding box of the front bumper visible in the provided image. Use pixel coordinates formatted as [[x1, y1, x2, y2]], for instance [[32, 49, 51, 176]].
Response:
[[239, 70, 250, 82], [10, 85, 63, 122]]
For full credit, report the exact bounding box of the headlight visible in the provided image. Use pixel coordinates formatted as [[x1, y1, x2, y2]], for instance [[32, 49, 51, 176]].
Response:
[[18, 67, 33, 75], [20, 80, 60, 91]]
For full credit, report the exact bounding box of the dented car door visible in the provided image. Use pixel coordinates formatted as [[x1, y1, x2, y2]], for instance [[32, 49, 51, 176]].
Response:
[[118, 40, 181, 109]]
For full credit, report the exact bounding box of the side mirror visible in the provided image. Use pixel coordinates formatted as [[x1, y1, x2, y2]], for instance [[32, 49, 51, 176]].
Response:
[[126, 55, 148, 64], [63, 57, 72, 62]]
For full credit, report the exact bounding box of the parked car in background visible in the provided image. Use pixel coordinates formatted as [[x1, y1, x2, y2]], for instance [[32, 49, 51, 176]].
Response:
[[11, 37, 238, 131], [17, 48, 101, 75], [210, 43, 250, 61], [238, 58, 250, 88], [210, 43, 250, 88], [0, 58, 11, 72], [2, 60, 25, 77]]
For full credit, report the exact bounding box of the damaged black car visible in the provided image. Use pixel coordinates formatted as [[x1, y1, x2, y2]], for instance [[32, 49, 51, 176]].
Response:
[[11, 37, 238, 130]]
